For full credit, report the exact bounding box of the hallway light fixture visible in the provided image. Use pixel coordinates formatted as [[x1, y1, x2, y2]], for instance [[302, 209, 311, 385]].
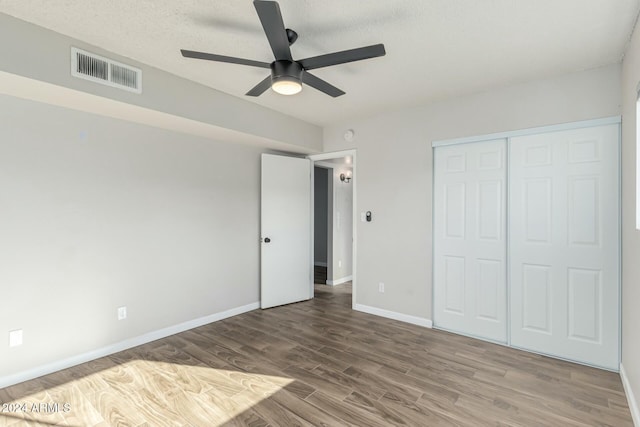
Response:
[[340, 171, 352, 183]]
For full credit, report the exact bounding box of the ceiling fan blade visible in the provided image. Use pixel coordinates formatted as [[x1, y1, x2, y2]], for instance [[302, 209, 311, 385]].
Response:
[[181, 49, 271, 68], [246, 75, 273, 96], [298, 44, 386, 70], [301, 71, 345, 97], [253, 1, 293, 61]]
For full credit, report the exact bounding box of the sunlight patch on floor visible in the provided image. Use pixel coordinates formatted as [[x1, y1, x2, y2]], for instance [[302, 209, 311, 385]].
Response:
[[0, 359, 295, 426]]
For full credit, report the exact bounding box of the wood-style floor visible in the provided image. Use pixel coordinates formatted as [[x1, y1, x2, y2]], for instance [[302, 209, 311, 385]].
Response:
[[0, 280, 633, 426]]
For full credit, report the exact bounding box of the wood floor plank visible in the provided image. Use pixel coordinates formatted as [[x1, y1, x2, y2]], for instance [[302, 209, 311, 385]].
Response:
[[262, 316, 350, 351], [125, 387, 188, 427], [47, 384, 106, 427], [263, 388, 349, 427], [342, 366, 422, 403], [282, 365, 353, 401], [311, 364, 386, 401], [201, 389, 269, 427], [231, 389, 311, 427], [222, 317, 298, 352], [164, 390, 225, 427], [316, 344, 385, 373], [343, 390, 410, 426], [243, 343, 320, 372], [288, 345, 351, 372], [381, 391, 469, 427], [84, 388, 147, 426], [304, 390, 391, 427], [165, 339, 230, 371], [0, 280, 633, 426]]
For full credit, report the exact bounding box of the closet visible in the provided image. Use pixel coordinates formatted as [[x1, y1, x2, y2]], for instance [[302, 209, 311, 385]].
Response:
[[432, 119, 620, 370]]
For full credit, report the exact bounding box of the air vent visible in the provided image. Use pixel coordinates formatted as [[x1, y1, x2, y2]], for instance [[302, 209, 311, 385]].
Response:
[[71, 47, 142, 94]]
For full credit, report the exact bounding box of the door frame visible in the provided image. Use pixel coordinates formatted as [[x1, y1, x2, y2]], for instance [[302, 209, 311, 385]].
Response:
[[312, 163, 332, 281], [308, 149, 357, 307]]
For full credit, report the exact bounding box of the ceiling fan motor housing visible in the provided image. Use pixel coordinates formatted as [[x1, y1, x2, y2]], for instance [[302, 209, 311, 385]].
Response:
[[271, 60, 303, 84]]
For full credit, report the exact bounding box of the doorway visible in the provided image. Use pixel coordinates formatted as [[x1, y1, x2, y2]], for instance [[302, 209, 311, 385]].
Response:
[[308, 150, 356, 307], [313, 166, 329, 285]]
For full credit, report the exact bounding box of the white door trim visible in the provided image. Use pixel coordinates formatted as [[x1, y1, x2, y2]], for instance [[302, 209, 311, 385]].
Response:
[[309, 149, 357, 161], [432, 116, 621, 148]]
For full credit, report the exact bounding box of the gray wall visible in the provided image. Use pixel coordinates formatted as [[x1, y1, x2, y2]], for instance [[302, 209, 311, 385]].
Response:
[[0, 13, 321, 386], [314, 167, 328, 266], [0, 13, 322, 153], [0, 95, 263, 380], [621, 20, 640, 421], [323, 64, 621, 320]]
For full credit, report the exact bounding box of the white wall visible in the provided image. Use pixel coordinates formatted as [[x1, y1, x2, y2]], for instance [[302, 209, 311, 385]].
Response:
[[323, 64, 621, 320], [0, 94, 264, 382], [621, 20, 640, 424], [314, 167, 329, 266], [328, 167, 353, 284]]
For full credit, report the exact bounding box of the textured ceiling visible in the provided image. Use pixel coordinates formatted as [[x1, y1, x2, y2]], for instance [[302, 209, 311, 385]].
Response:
[[1, 0, 638, 126]]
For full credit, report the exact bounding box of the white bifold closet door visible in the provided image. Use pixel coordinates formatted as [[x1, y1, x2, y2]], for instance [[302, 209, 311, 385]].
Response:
[[433, 139, 507, 343], [509, 124, 620, 370]]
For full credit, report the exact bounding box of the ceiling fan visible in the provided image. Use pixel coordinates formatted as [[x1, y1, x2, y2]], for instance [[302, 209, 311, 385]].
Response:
[[181, 0, 386, 97]]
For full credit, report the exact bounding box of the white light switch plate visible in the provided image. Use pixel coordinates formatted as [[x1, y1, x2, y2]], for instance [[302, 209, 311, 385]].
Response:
[[9, 329, 23, 347]]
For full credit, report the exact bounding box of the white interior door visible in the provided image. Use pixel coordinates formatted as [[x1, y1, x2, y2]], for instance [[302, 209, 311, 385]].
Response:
[[509, 124, 620, 369], [433, 139, 507, 342], [261, 154, 312, 309]]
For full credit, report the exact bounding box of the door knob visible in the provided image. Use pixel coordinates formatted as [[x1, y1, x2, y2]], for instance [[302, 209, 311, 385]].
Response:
[[264, 237, 271, 243]]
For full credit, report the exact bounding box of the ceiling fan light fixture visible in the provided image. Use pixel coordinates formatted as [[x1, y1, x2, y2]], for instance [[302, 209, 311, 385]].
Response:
[[270, 60, 303, 95], [271, 76, 302, 95], [180, 1, 386, 98]]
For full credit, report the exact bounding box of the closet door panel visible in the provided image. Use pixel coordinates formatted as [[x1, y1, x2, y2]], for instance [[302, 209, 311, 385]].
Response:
[[434, 140, 507, 343], [509, 124, 619, 370]]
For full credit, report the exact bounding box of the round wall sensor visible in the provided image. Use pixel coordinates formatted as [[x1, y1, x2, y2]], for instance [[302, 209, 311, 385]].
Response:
[[343, 129, 355, 142]]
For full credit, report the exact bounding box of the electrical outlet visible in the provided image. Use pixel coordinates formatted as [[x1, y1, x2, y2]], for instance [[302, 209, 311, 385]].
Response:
[[379, 282, 385, 293], [9, 329, 23, 347], [339, 260, 342, 268], [117, 306, 127, 320]]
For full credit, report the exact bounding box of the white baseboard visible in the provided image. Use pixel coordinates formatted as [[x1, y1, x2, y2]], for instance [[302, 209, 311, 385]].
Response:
[[354, 303, 433, 328], [0, 302, 259, 389], [621, 363, 640, 426], [326, 275, 352, 286], [314, 262, 328, 267]]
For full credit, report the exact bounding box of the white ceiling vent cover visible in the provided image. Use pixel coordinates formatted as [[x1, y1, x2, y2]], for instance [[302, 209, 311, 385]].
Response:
[[71, 47, 142, 94]]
